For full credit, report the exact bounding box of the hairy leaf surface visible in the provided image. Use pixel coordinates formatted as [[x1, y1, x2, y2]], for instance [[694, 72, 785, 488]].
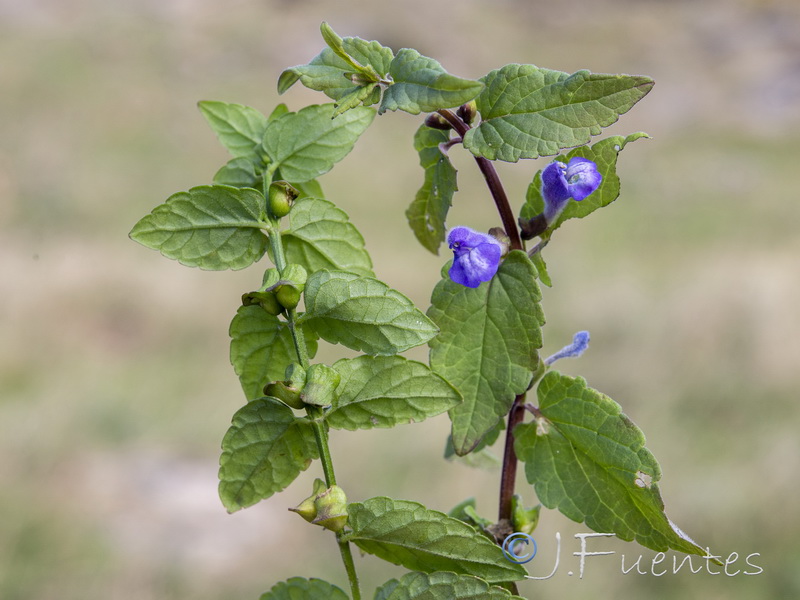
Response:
[[326, 355, 461, 430], [229, 306, 319, 400], [379, 49, 483, 115], [303, 271, 438, 355], [344, 497, 526, 583], [219, 397, 318, 512], [463, 64, 653, 162], [515, 372, 708, 558], [374, 572, 524, 600], [407, 125, 457, 254], [129, 185, 268, 270], [262, 104, 375, 182], [281, 197, 373, 277], [428, 251, 544, 455]]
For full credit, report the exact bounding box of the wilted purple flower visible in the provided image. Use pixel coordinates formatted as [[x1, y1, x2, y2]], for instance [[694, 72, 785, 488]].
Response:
[[542, 157, 602, 224], [447, 226, 502, 288], [544, 331, 590, 366]]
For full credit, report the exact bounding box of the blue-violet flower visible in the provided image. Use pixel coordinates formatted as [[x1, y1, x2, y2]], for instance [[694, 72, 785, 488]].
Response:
[[447, 226, 503, 288], [544, 330, 590, 366], [542, 157, 602, 224]]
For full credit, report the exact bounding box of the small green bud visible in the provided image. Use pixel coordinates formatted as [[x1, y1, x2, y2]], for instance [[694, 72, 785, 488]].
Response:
[[284, 363, 307, 391], [268, 181, 299, 219], [261, 268, 281, 290], [424, 113, 453, 131], [303, 364, 341, 407], [457, 100, 477, 125], [288, 495, 317, 522], [288, 479, 326, 523], [263, 380, 305, 409], [281, 264, 308, 291], [312, 485, 348, 532], [510, 494, 540, 535], [275, 284, 301, 310], [241, 290, 284, 316]]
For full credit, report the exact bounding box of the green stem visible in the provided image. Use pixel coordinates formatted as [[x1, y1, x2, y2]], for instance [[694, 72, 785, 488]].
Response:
[[336, 535, 361, 600], [265, 193, 361, 600]]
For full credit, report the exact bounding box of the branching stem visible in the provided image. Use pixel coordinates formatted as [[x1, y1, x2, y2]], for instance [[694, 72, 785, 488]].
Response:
[[436, 109, 524, 251]]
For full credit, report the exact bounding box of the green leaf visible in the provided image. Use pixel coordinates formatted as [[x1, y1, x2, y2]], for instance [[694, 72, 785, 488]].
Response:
[[344, 497, 526, 583], [280, 197, 374, 277], [529, 251, 552, 287], [262, 104, 375, 183], [332, 82, 382, 117], [375, 571, 524, 600], [407, 125, 458, 254], [428, 251, 544, 455], [519, 133, 650, 229], [260, 577, 348, 600], [302, 271, 438, 355], [444, 419, 504, 470], [198, 101, 268, 161], [213, 157, 261, 189], [278, 25, 393, 103], [219, 397, 319, 512], [326, 355, 461, 430], [379, 48, 484, 115], [129, 185, 269, 270], [229, 306, 319, 400], [463, 64, 654, 162], [515, 371, 708, 558]]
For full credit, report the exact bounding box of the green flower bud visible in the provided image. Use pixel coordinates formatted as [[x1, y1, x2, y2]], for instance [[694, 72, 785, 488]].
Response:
[[457, 100, 477, 125], [275, 284, 301, 310], [510, 494, 540, 535], [288, 479, 327, 523], [263, 380, 305, 410], [281, 264, 308, 291], [261, 268, 281, 290], [302, 364, 341, 407], [284, 363, 307, 391], [268, 181, 299, 219], [312, 485, 348, 532], [241, 290, 283, 316], [288, 495, 317, 522]]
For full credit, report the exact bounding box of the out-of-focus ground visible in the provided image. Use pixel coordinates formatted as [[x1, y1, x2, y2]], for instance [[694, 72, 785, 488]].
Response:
[[2, 0, 799, 598]]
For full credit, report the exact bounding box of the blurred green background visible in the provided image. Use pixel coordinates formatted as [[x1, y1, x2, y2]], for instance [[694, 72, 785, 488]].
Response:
[[2, 0, 799, 598]]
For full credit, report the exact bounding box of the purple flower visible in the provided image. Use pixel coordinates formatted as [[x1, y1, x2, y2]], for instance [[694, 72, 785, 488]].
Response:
[[544, 331, 590, 366], [542, 157, 602, 224], [447, 226, 502, 288]]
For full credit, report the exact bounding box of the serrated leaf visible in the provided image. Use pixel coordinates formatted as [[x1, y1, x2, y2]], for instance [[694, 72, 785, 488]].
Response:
[[219, 397, 319, 512], [129, 185, 268, 270], [280, 196, 374, 277], [333, 82, 382, 117], [375, 571, 524, 600], [344, 497, 526, 583], [379, 48, 484, 115], [213, 157, 261, 189], [198, 101, 268, 161], [229, 305, 319, 400], [260, 577, 348, 600], [428, 251, 544, 455], [529, 251, 552, 287], [445, 418, 504, 470], [515, 371, 708, 558], [326, 355, 461, 430], [279, 28, 393, 101], [463, 64, 653, 162], [519, 133, 650, 230], [407, 125, 457, 254], [262, 104, 375, 183], [302, 271, 438, 355]]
